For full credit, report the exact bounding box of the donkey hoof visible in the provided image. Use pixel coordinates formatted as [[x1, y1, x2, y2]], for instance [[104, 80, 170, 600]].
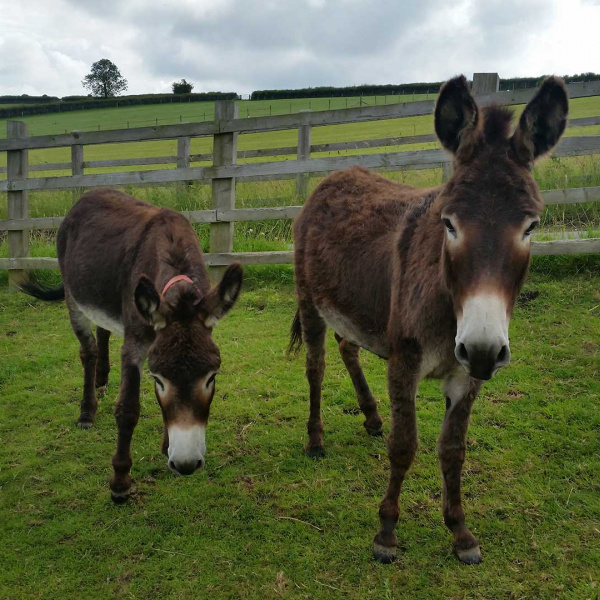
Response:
[[363, 415, 383, 436], [96, 385, 107, 397], [373, 541, 397, 564], [77, 418, 94, 430], [456, 544, 481, 565], [364, 423, 383, 437], [110, 491, 130, 504], [305, 445, 325, 459], [110, 486, 132, 504]]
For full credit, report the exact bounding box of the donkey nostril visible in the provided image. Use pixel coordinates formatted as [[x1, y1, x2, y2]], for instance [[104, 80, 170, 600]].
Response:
[[168, 460, 176, 471], [197, 458, 205, 470], [456, 342, 469, 363], [496, 345, 510, 365]]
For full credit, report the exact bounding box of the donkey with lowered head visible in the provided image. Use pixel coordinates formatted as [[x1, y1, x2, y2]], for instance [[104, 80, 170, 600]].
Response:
[[290, 76, 568, 563], [23, 189, 242, 502]]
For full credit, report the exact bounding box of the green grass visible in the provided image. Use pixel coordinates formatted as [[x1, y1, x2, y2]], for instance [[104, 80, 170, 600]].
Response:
[[2, 150, 600, 262], [1, 92, 598, 250], [0, 94, 436, 139], [1, 88, 600, 599], [0, 94, 598, 174], [1, 262, 600, 599]]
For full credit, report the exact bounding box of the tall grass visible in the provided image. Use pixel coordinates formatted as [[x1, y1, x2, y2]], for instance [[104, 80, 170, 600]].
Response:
[[1, 153, 599, 263]]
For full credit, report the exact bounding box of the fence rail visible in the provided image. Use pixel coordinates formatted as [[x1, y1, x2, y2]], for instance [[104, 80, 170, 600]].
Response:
[[2, 73, 600, 287], [2, 112, 598, 176], [2, 135, 599, 194]]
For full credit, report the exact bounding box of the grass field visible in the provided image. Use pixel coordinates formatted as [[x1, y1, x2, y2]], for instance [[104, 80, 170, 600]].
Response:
[[0, 94, 598, 173], [0, 93, 438, 139], [2, 150, 600, 265], [1, 88, 600, 274], [1, 88, 600, 598], [1, 92, 599, 250], [1, 261, 600, 600]]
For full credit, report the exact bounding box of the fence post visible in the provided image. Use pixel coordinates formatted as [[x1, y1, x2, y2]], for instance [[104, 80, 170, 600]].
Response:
[[209, 100, 238, 283], [7, 121, 29, 290], [71, 142, 84, 202], [471, 72, 500, 96], [441, 161, 453, 183], [177, 136, 191, 169], [177, 136, 191, 188], [296, 110, 311, 200]]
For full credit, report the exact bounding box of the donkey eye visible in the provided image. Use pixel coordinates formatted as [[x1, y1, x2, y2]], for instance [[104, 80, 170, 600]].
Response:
[[152, 376, 165, 392], [442, 218, 457, 237], [206, 373, 217, 387], [524, 221, 539, 237]]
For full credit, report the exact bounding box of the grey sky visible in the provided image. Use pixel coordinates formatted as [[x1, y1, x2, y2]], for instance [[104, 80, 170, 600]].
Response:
[[1, 0, 598, 97]]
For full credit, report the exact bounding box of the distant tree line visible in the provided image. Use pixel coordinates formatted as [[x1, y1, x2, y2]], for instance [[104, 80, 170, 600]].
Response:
[[250, 72, 600, 100], [251, 83, 440, 100], [0, 92, 239, 119], [1, 70, 597, 120], [0, 94, 61, 104]]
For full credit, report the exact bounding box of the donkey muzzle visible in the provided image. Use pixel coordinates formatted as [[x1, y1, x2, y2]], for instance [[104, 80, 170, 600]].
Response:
[[455, 292, 511, 380], [167, 424, 206, 476]]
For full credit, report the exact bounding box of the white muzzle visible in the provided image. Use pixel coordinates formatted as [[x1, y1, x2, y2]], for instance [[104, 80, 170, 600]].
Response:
[[167, 424, 206, 476]]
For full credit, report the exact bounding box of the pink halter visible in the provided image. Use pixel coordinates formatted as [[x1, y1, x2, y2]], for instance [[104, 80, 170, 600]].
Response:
[[162, 275, 201, 296]]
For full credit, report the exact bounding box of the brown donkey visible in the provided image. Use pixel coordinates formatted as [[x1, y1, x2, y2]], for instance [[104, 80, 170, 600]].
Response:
[[290, 76, 568, 563], [23, 188, 242, 502]]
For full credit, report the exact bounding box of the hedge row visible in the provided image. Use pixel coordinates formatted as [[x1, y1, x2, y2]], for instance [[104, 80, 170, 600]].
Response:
[[250, 83, 443, 100], [0, 95, 60, 104], [0, 92, 239, 119], [2, 71, 598, 118], [250, 72, 600, 101]]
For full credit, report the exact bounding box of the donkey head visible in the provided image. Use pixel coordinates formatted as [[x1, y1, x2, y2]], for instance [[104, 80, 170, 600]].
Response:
[[435, 75, 568, 380], [134, 263, 243, 475]]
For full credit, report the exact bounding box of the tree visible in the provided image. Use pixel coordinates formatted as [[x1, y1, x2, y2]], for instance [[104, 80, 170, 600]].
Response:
[[82, 59, 128, 98], [172, 79, 194, 94]]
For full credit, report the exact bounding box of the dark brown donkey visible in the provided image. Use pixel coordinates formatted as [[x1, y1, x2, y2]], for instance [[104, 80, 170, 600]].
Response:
[[23, 188, 242, 502], [290, 76, 568, 563]]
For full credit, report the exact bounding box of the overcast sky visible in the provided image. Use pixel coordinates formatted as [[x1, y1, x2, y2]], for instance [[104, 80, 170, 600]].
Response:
[[1, 0, 599, 98]]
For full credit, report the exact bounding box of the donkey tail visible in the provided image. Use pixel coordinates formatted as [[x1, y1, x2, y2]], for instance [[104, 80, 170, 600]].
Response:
[[20, 277, 65, 302], [287, 309, 303, 355]]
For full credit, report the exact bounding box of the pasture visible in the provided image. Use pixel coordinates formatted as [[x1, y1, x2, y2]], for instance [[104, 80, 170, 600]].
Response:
[[0, 94, 437, 138], [0, 93, 599, 174], [1, 261, 600, 599], [1, 83, 600, 599], [2, 91, 600, 267], [2, 154, 600, 268]]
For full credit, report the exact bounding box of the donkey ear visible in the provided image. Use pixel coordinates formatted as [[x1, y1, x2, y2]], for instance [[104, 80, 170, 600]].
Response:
[[198, 263, 243, 329], [435, 75, 481, 157], [134, 275, 166, 330], [510, 76, 568, 164]]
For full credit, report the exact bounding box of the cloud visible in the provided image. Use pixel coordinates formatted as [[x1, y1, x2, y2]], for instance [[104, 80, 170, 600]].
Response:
[[0, 0, 598, 97]]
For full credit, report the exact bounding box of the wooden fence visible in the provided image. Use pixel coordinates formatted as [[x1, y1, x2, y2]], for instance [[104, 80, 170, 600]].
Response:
[[1, 73, 600, 287]]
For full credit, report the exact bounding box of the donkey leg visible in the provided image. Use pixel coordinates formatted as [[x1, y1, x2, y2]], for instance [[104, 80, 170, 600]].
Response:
[[95, 326, 111, 394], [65, 293, 99, 429], [110, 338, 146, 503], [335, 334, 383, 436], [438, 368, 482, 564], [373, 344, 420, 563], [300, 300, 327, 458]]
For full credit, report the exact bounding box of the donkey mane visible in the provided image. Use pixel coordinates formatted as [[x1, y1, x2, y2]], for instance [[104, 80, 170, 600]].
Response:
[[482, 105, 514, 144], [396, 190, 439, 270], [163, 236, 194, 271]]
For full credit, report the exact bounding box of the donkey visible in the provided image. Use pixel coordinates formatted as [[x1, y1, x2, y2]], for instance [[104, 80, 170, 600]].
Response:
[[22, 188, 243, 502], [290, 76, 568, 563]]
